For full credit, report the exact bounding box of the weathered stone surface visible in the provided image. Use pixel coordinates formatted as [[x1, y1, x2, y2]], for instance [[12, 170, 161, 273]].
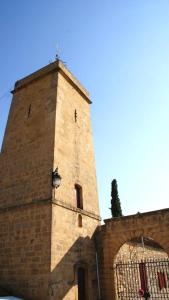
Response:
[[0, 61, 100, 300], [0, 202, 51, 300]]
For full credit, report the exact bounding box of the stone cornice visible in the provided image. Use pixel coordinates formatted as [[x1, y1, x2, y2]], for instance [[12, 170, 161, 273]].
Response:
[[0, 197, 51, 213], [11, 60, 91, 104], [52, 198, 101, 221], [0, 197, 101, 221]]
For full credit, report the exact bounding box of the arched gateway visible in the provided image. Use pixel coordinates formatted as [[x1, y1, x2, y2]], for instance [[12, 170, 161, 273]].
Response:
[[96, 208, 169, 300]]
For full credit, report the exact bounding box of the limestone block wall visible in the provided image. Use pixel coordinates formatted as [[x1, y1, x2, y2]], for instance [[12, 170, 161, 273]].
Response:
[[0, 60, 101, 300], [0, 71, 57, 208], [49, 65, 101, 299], [0, 202, 51, 300], [50, 204, 100, 300], [54, 71, 99, 216]]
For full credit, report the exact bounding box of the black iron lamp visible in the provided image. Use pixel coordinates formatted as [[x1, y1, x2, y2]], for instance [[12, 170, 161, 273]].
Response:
[[52, 167, 62, 188]]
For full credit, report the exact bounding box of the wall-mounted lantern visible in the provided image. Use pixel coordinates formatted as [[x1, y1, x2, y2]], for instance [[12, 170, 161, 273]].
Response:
[[52, 167, 62, 188]]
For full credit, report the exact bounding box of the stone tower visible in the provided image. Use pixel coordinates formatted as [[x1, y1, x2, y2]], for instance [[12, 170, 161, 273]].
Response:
[[0, 61, 101, 300]]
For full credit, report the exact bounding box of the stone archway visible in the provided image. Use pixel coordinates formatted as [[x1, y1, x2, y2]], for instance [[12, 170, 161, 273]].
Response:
[[114, 237, 168, 299], [115, 236, 168, 262], [96, 208, 169, 300]]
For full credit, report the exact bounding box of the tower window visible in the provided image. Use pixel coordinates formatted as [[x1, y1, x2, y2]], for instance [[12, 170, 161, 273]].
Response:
[[75, 184, 83, 209], [74, 109, 77, 122], [78, 214, 82, 227], [27, 104, 31, 118]]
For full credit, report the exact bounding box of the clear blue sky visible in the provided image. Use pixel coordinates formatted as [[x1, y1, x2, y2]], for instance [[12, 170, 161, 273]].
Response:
[[0, 1, 169, 220]]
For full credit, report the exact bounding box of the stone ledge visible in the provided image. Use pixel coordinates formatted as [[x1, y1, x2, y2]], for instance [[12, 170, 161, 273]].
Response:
[[0, 198, 51, 213], [52, 198, 101, 221], [0, 197, 101, 221], [104, 207, 169, 224]]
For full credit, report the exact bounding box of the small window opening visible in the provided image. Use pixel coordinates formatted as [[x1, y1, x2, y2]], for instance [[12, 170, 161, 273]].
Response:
[[75, 184, 83, 209], [78, 214, 82, 227], [74, 109, 77, 122], [27, 104, 31, 118]]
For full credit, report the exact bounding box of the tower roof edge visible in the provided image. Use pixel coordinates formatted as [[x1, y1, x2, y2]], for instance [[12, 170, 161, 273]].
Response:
[[11, 60, 91, 104]]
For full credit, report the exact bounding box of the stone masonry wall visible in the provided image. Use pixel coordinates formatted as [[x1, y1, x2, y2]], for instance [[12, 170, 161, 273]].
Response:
[[0, 61, 101, 300], [0, 202, 51, 300], [0, 71, 57, 208], [49, 65, 101, 299], [0, 65, 59, 300], [50, 204, 99, 300], [54, 71, 100, 216]]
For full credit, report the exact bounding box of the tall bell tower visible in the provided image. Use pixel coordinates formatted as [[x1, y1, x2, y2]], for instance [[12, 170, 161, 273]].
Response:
[[0, 60, 101, 300]]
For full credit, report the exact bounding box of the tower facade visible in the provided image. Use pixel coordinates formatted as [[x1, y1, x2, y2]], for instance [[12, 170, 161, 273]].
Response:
[[0, 61, 100, 300]]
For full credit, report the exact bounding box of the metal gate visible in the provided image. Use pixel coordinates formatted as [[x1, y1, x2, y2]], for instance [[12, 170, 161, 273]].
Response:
[[115, 259, 169, 299]]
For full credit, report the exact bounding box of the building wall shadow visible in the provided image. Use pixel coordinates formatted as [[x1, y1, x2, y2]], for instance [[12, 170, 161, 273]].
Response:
[[48, 235, 99, 300]]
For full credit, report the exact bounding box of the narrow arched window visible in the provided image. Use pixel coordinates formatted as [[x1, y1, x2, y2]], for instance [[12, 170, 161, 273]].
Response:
[[75, 184, 83, 209], [74, 109, 77, 122], [27, 104, 32, 118], [78, 214, 82, 227]]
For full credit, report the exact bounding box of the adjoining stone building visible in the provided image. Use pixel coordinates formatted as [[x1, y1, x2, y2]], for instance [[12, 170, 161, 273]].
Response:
[[96, 209, 169, 300], [0, 61, 168, 300]]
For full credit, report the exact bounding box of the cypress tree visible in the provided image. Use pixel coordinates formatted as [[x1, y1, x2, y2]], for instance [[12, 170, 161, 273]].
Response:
[[111, 179, 123, 217]]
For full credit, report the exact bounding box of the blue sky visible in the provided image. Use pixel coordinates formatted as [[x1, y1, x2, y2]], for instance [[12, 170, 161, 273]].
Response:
[[0, 1, 169, 220]]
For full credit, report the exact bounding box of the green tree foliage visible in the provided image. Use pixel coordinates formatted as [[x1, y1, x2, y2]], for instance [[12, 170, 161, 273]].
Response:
[[111, 179, 123, 217]]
